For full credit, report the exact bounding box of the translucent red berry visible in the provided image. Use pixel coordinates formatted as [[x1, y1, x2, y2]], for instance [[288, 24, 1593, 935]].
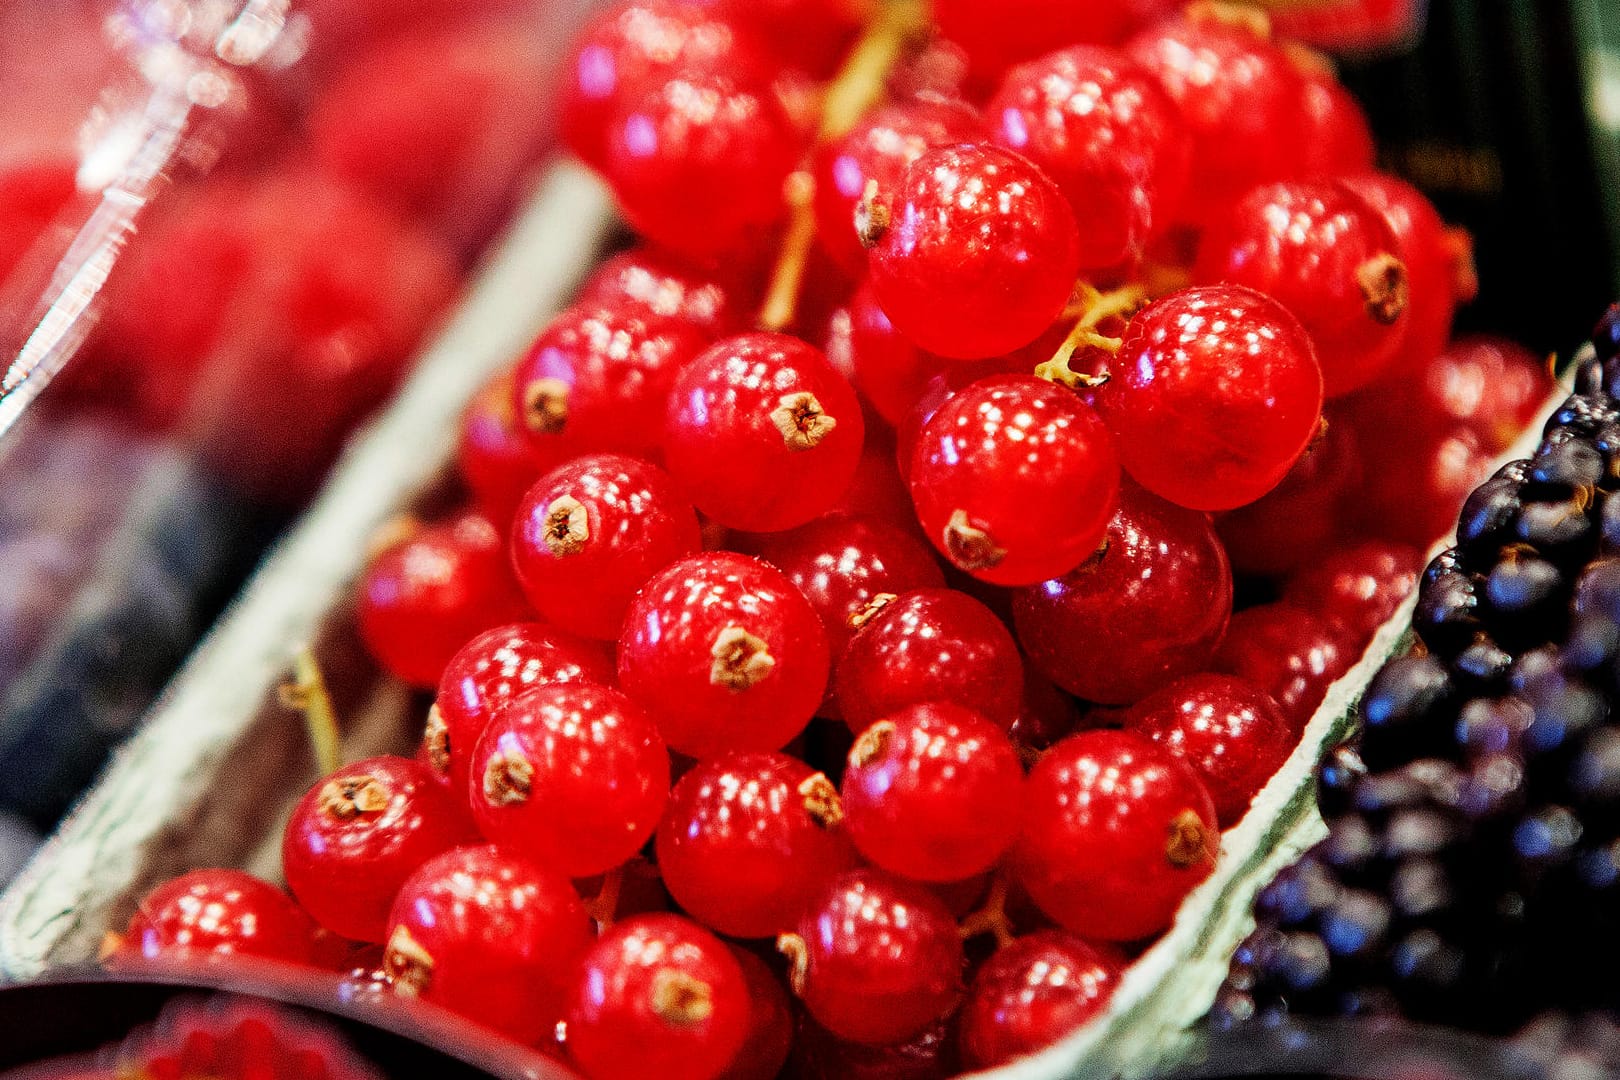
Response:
[[458, 374, 542, 527], [1013, 729, 1217, 941], [1299, 67, 1375, 177], [656, 751, 857, 938], [383, 844, 593, 1044], [567, 914, 751, 1080], [865, 142, 1082, 360], [618, 552, 830, 757], [282, 756, 477, 943], [1374, 334, 1553, 455], [841, 701, 1024, 881], [511, 453, 701, 639], [958, 930, 1121, 1069], [1096, 285, 1324, 511], [722, 946, 795, 1080], [1285, 540, 1423, 639], [1014, 483, 1233, 705], [120, 869, 317, 966], [578, 246, 744, 337], [664, 333, 866, 533], [470, 682, 669, 877], [830, 281, 942, 427], [935, 0, 1181, 85], [909, 375, 1120, 585], [1214, 602, 1358, 729]]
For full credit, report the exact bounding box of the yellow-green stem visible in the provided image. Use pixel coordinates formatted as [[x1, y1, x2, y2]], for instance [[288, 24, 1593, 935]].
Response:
[[280, 648, 342, 777]]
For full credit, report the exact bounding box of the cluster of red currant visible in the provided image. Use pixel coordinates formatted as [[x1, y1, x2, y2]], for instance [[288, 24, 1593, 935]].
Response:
[[108, 1, 1558, 1077]]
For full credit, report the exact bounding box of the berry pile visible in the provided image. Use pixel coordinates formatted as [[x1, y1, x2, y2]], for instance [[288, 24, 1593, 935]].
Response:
[[1216, 313, 1620, 1033], [106, 2, 1552, 1076]]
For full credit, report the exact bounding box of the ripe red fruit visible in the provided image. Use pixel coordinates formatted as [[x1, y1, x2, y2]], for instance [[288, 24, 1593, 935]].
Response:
[[1285, 540, 1423, 639], [829, 281, 942, 427], [1014, 483, 1233, 705], [909, 375, 1120, 585], [458, 374, 541, 527], [510, 454, 701, 639], [567, 914, 751, 1080], [664, 333, 866, 533], [865, 142, 1082, 360], [356, 511, 531, 688], [1374, 335, 1554, 455], [957, 931, 1121, 1069], [1013, 729, 1218, 941], [282, 756, 477, 943], [1096, 285, 1324, 511], [431, 622, 615, 797], [783, 869, 965, 1046], [578, 246, 745, 337], [469, 682, 669, 877], [723, 947, 795, 1080], [618, 552, 830, 757], [988, 45, 1189, 272], [1343, 411, 1493, 550], [1299, 67, 1375, 177], [935, 0, 1181, 85], [383, 845, 592, 1044], [656, 751, 857, 938], [841, 701, 1024, 881], [1124, 673, 1296, 825], [1214, 602, 1359, 729], [120, 869, 317, 966], [835, 588, 1023, 733]]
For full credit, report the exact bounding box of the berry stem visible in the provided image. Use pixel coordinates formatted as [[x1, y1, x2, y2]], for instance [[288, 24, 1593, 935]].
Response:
[[1035, 282, 1148, 389], [278, 647, 342, 777], [957, 872, 1016, 949], [586, 864, 625, 930]]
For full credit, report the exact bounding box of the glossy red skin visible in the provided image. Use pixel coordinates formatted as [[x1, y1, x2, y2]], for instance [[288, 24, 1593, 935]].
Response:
[[282, 756, 477, 943], [957, 931, 1121, 1069], [511, 302, 712, 466], [1013, 484, 1233, 706], [1126, 18, 1311, 226], [434, 622, 616, 797], [1343, 415, 1493, 550], [1299, 72, 1376, 177], [656, 751, 858, 938], [812, 98, 984, 275], [909, 375, 1120, 585], [469, 683, 669, 878], [1215, 405, 1363, 576], [935, 0, 1181, 85], [618, 552, 831, 757], [578, 247, 746, 337], [722, 947, 795, 1080], [841, 702, 1024, 881], [383, 845, 592, 1044], [122, 870, 317, 966], [793, 870, 965, 1045], [568, 914, 750, 1080], [1368, 335, 1553, 456], [789, 1011, 958, 1080], [511, 454, 702, 639], [1012, 730, 1218, 941], [714, 0, 866, 77], [1097, 285, 1324, 511], [1214, 603, 1358, 730], [829, 282, 944, 427], [868, 143, 1082, 360], [1123, 673, 1295, 825], [664, 333, 865, 533], [603, 69, 802, 260], [989, 45, 1190, 271], [1008, 666, 1086, 754], [835, 588, 1022, 733], [1285, 540, 1423, 639], [831, 435, 933, 539], [753, 513, 944, 669], [357, 511, 532, 688], [458, 375, 541, 528], [560, 1, 770, 170], [1196, 180, 1409, 396]]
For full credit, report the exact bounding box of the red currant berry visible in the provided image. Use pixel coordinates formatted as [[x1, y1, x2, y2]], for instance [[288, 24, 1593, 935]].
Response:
[[1376, 335, 1553, 455], [1214, 602, 1357, 729], [751, 512, 944, 673], [1096, 285, 1323, 511], [664, 333, 865, 533], [1013, 483, 1232, 705], [835, 588, 1023, 733], [619, 552, 830, 757], [120, 870, 317, 966], [828, 281, 943, 427], [357, 511, 531, 688], [909, 375, 1120, 585], [934, 0, 1180, 85], [722, 946, 795, 1080], [567, 913, 751, 1080], [781, 869, 965, 1046], [383, 844, 593, 1044], [1196, 179, 1410, 396], [842, 702, 1024, 881], [458, 374, 541, 527], [470, 682, 669, 877], [957, 930, 1121, 1069], [988, 45, 1189, 272], [431, 621, 615, 799], [812, 97, 984, 275], [1123, 673, 1295, 826], [1013, 729, 1217, 941], [789, 1011, 958, 1079], [1342, 413, 1492, 550], [283, 756, 477, 943], [512, 302, 711, 466], [1298, 66, 1375, 177], [1285, 540, 1423, 639], [578, 246, 744, 336], [1009, 667, 1086, 757], [657, 751, 857, 938], [511, 454, 701, 640], [603, 70, 802, 260], [865, 142, 1081, 360]]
